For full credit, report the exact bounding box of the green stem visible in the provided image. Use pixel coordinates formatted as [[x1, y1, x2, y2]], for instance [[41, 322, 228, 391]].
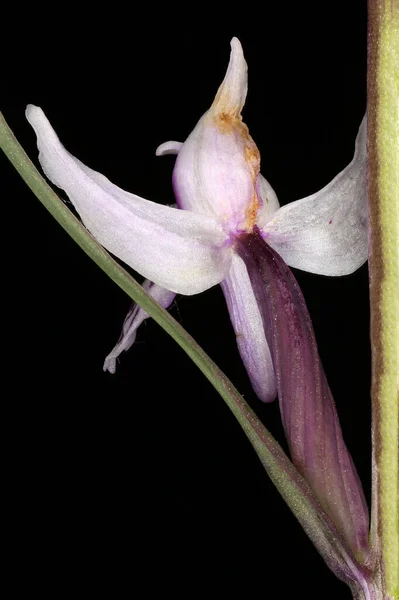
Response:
[[368, 1, 399, 598], [0, 109, 361, 586]]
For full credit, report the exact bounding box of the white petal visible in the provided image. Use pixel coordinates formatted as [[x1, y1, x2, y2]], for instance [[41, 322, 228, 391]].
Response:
[[26, 105, 232, 294], [220, 253, 276, 403], [104, 280, 176, 374], [261, 117, 367, 276], [255, 173, 280, 225], [155, 141, 183, 156]]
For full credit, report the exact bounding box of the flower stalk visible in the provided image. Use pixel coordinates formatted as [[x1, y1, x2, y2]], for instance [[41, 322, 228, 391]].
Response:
[[368, 1, 399, 598]]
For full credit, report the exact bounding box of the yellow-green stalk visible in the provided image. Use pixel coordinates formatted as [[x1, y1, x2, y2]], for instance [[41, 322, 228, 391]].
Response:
[[368, 1, 399, 598]]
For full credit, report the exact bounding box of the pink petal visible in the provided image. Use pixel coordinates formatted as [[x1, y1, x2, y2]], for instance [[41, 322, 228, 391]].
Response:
[[221, 253, 276, 402], [26, 105, 231, 295]]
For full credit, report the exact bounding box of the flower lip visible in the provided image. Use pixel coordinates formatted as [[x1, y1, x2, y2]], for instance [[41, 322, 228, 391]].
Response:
[[236, 229, 370, 558]]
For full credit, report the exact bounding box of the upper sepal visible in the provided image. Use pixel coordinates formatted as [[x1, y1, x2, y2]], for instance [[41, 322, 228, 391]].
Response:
[[172, 38, 261, 233], [210, 36, 248, 120]]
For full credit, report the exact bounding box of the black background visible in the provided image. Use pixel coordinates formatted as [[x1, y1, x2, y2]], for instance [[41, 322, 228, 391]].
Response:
[[3, 4, 371, 598]]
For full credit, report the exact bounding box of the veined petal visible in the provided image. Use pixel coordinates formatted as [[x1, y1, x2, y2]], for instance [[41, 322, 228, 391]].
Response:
[[156, 141, 183, 156], [237, 230, 370, 559], [261, 117, 367, 275], [172, 38, 261, 233], [104, 280, 176, 374], [220, 253, 276, 403], [26, 105, 232, 295]]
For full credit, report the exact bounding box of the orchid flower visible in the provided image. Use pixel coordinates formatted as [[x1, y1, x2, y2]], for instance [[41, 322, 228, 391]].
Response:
[[26, 38, 367, 404], [26, 38, 369, 559]]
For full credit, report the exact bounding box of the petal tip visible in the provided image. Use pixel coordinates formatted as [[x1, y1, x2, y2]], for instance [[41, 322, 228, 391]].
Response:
[[230, 36, 242, 53], [354, 113, 367, 158], [25, 105, 53, 142], [25, 104, 42, 125], [155, 141, 183, 156], [103, 356, 116, 374], [211, 37, 248, 118]]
